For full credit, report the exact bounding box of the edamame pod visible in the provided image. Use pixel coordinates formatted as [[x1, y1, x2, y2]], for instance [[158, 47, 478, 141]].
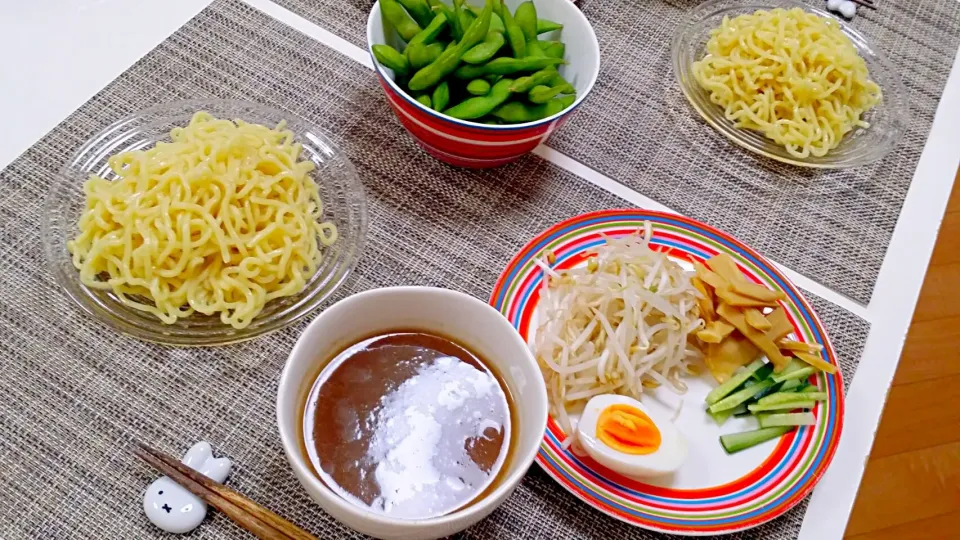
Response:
[[466, 79, 491, 95], [536, 18, 563, 34], [514, 1, 538, 41], [467, 5, 505, 33], [510, 67, 558, 92], [444, 78, 514, 119], [500, 1, 526, 58], [525, 37, 544, 57], [540, 40, 565, 59], [455, 0, 476, 31], [431, 2, 462, 39], [454, 56, 562, 79], [372, 44, 411, 75], [529, 82, 575, 104], [491, 94, 575, 122], [459, 0, 494, 50], [407, 42, 445, 69], [397, 0, 434, 28], [462, 31, 505, 64], [381, 0, 422, 42], [416, 94, 432, 107], [407, 13, 448, 48], [432, 81, 450, 111]]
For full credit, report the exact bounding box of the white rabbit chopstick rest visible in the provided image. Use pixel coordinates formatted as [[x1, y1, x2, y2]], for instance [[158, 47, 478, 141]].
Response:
[[143, 441, 232, 534]]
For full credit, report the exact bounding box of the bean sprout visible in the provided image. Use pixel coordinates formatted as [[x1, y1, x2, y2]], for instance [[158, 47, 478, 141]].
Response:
[[534, 227, 704, 447]]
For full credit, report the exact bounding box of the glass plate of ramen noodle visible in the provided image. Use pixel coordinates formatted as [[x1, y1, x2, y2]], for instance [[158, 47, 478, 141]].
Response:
[[42, 100, 367, 345], [672, 0, 908, 168]]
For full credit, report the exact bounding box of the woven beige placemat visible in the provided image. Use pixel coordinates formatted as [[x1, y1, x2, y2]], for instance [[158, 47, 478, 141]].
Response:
[[0, 1, 867, 538], [273, 0, 960, 304]]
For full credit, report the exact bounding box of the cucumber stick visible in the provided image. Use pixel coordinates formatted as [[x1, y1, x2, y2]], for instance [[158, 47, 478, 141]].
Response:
[[772, 366, 816, 383], [708, 379, 774, 413], [777, 358, 807, 375], [758, 391, 827, 406], [748, 400, 817, 412], [749, 380, 782, 401], [708, 408, 732, 426], [705, 359, 766, 405], [779, 378, 803, 391], [708, 403, 747, 426], [751, 363, 774, 382], [719, 426, 791, 454], [757, 412, 816, 428]]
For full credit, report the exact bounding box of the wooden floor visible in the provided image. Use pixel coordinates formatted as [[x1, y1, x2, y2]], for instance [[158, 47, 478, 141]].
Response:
[[844, 173, 960, 539]]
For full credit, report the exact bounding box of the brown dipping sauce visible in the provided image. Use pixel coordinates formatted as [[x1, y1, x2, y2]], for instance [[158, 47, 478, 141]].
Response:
[[303, 332, 514, 519]]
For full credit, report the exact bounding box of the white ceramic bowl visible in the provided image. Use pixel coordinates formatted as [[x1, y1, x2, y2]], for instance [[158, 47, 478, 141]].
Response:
[[276, 287, 548, 539]]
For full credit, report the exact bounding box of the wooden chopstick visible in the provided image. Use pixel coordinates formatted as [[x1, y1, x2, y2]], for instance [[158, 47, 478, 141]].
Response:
[[849, 0, 878, 10], [134, 443, 317, 540]]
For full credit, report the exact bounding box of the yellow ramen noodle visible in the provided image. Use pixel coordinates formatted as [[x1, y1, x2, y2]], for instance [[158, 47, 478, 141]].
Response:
[[68, 112, 338, 329], [692, 8, 881, 158]]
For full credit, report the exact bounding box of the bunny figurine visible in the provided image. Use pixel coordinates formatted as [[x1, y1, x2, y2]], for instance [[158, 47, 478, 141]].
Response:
[[142, 442, 232, 534]]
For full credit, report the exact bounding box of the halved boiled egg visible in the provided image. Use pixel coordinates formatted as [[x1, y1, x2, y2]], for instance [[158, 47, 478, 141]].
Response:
[[576, 394, 687, 478]]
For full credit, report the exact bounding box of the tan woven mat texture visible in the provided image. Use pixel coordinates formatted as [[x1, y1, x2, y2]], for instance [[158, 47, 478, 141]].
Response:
[[272, 0, 960, 304], [0, 1, 867, 538]]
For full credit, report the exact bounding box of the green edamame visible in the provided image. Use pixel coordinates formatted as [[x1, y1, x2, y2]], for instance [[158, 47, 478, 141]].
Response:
[[407, 42, 444, 69], [397, 0, 434, 28], [408, 47, 459, 91], [525, 37, 544, 58], [451, 0, 469, 41], [407, 13, 447, 48], [416, 94, 433, 107], [380, 0, 422, 42], [462, 31, 505, 64], [548, 71, 570, 87], [540, 40, 564, 59], [459, 0, 495, 50], [373, 44, 410, 75], [529, 82, 575, 104], [408, 0, 493, 91], [491, 94, 575, 122], [466, 79, 491, 95], [536, 18, 563, 34], [431, 2, 462, 40], [520, 37, 572, 88], [456, 0, 476, 31], [514, 2, 538, 41], [432, 81, 450, 111], [509, 67, 556, 92], [454, 56, 562, 79], [444, 78, 514, 119], [500, 2, 526, 58], [467, 5, 505, 33]]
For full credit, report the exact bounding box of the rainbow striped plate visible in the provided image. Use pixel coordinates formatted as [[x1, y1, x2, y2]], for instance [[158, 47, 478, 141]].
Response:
[[489, 209, 844, 535]]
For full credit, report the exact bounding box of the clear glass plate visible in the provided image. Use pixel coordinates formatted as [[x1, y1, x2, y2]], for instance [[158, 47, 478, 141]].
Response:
[[672, 0, 908, 168], [42, 99, 368, 346]]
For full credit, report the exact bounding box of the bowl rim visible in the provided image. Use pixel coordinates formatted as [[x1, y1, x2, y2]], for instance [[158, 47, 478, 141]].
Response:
[[671, 0, 909, 169], [276, 285, 549, 531], [41, 98, 369, 346], [366, 0, 600, 131]]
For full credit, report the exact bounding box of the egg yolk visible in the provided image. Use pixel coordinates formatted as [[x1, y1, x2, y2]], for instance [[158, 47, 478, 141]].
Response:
[[596, 404, 661, 455]]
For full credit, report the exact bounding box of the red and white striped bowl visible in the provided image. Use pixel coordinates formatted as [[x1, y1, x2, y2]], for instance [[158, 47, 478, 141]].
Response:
[[366, 0, 599, 168]]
